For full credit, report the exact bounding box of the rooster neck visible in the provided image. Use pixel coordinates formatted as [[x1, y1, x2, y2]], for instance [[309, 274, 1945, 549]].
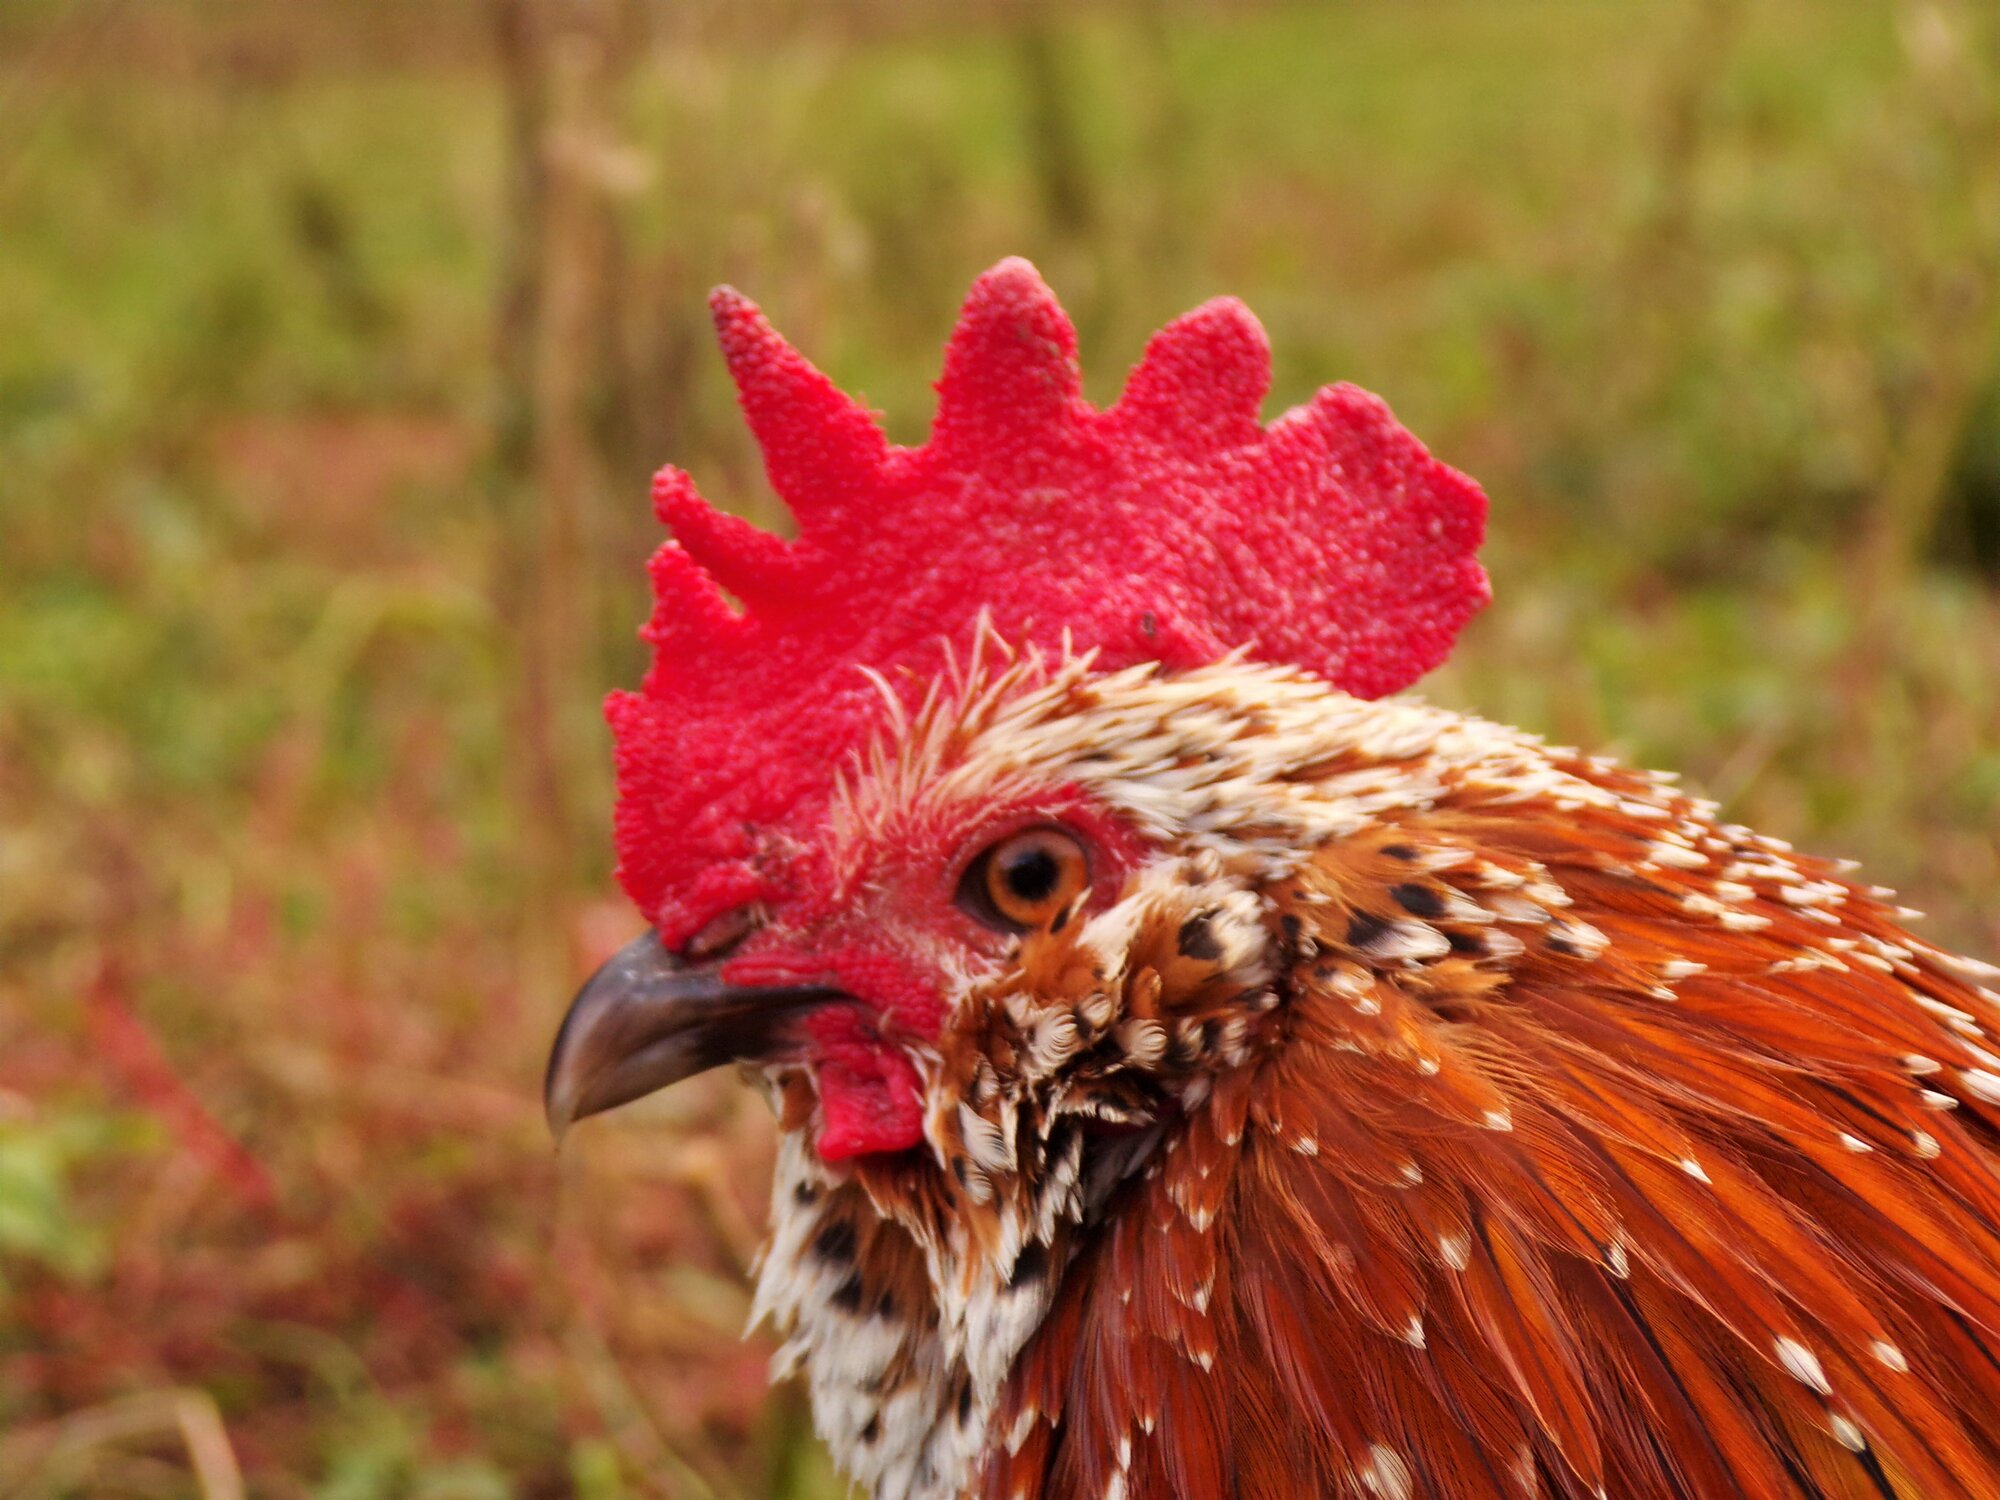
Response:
[[975, 721, 2000, 1500], [740, 667, 2000, 1497], [751, 1132, 977, 1500], [752, 1122, 1141, 1500]]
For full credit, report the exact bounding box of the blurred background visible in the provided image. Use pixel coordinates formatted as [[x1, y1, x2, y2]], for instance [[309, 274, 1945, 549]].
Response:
[[2, 0, 1998, 1494]]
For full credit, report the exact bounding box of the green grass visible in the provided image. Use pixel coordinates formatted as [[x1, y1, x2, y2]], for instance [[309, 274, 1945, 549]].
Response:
[[1, 1, 1996, 1495]]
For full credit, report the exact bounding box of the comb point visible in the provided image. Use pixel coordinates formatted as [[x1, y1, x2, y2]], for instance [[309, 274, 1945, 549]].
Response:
[[1113, 296, 1270, 454], [651, 467, 793, 605], [930, 258, 1084, 460], [708, 285, 888, 530], [638, 540, 737, 660]]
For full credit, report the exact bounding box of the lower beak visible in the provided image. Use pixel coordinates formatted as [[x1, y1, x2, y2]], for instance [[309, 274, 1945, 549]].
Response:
[[543, 931, 841, 1140]]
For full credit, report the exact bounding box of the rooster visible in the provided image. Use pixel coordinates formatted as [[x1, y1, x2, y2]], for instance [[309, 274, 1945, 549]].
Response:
[[544, 260, 2000, 1500]]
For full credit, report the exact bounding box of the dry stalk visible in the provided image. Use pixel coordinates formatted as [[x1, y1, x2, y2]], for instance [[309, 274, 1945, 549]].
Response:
[[0, 1389, 245, 1500], [487, 0, 643, 989], [1859, 0, 2000, 615]]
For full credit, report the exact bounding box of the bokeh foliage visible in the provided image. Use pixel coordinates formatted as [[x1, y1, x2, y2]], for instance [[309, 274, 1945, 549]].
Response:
[[1, 0, 1997, 1494]]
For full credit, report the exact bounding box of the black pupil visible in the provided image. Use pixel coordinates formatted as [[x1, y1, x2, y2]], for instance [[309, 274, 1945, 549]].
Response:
[[1001, 846, 1061, 904]]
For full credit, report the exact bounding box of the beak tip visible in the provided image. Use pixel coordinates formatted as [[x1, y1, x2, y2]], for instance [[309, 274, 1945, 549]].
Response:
[[545, 1100, 574, 1148], [543, 1050, 580, 1145]]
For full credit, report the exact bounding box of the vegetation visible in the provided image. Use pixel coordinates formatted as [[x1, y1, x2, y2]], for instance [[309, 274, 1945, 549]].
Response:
[[1, 0, 1996, 1494]]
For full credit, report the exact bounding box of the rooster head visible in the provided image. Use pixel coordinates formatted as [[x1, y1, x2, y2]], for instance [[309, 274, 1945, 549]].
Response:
[[547, 259, 1488, 1164]]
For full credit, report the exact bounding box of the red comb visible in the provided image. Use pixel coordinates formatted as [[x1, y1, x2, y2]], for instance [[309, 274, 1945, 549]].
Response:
[[611, 259, 1489, 943]]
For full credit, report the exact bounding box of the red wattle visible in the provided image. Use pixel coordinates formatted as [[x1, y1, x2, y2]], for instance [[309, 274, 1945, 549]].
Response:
[[773, 972, 935, 1161], [740, 952, 940, 1160], [813, 1048, 926, 1161]]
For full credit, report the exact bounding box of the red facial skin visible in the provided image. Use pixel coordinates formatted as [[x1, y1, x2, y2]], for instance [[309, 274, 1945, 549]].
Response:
[[713, 794, 1149, 1160]]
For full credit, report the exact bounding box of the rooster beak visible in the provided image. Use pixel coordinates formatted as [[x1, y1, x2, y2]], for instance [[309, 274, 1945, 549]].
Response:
[[544, 931, 840, 1142]]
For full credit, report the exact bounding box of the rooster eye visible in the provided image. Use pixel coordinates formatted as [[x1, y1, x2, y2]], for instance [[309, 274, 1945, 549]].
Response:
[[959, 828, 1090, 933]]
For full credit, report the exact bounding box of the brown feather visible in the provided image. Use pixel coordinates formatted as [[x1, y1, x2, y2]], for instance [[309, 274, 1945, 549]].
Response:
[[976, 751, 2000, 1500]]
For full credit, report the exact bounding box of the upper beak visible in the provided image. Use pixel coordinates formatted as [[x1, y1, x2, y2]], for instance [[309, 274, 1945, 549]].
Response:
[[544, 930, 842, 1141]]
